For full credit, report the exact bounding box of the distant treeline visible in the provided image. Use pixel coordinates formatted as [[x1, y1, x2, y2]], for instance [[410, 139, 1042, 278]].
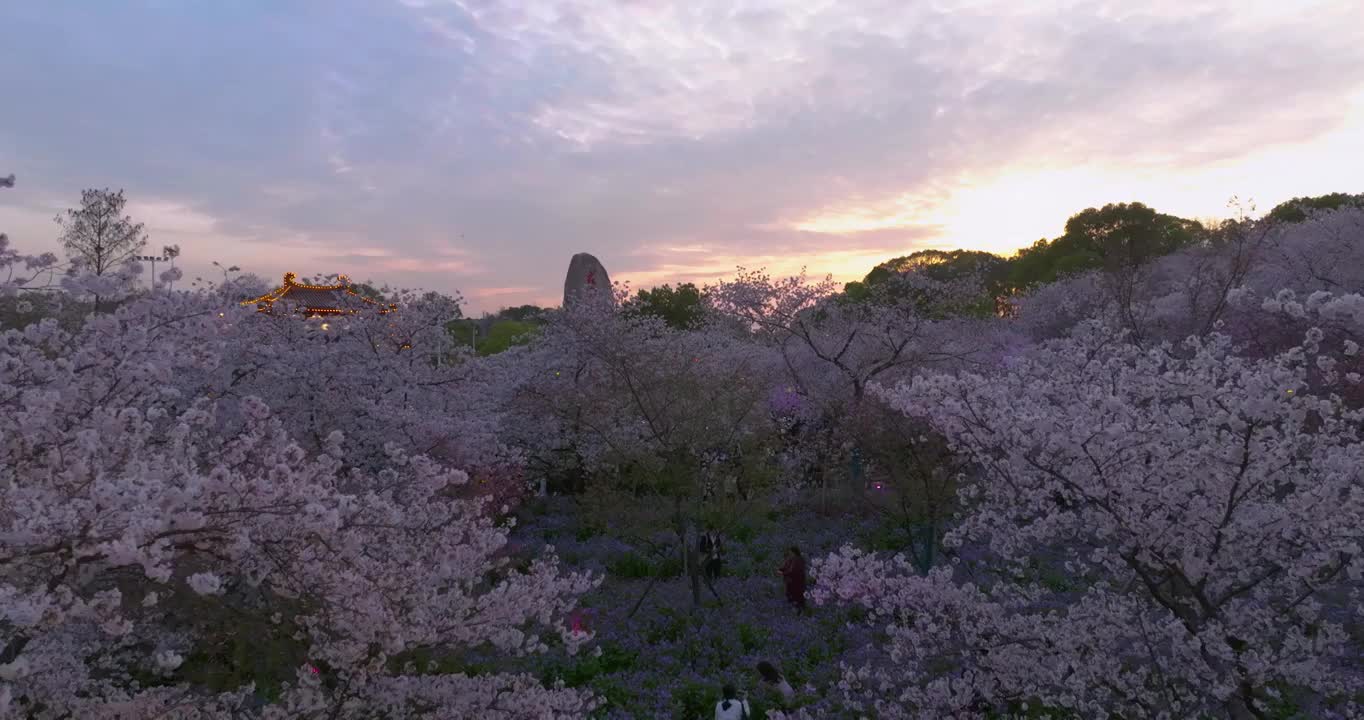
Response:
[[455, 192, 1363, 352]]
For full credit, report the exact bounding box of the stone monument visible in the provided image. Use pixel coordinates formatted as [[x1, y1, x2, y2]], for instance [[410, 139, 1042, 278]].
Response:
[[562, 252, 612, 306]]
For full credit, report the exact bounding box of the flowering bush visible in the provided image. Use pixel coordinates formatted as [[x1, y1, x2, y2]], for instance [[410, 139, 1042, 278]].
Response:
[[814, 322, 1364, 719], [0, 289, 600, 717], [1010, 204, 1364, 352], [512, 497, 873, 719], [5, 210, 1363, 719]]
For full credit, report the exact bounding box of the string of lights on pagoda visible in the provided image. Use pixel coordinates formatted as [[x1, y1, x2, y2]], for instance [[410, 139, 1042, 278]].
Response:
[[242, 272, 398, 318]]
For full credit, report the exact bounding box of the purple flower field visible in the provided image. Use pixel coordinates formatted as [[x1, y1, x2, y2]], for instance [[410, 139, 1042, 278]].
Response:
[[497, 496, 882, 718]]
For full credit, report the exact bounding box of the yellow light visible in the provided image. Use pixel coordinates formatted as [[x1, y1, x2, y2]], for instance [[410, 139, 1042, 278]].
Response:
[[321, 323, 330, 330]]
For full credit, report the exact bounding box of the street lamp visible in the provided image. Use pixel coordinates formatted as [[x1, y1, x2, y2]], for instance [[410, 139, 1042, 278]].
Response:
[[134, 254, 169, 290]]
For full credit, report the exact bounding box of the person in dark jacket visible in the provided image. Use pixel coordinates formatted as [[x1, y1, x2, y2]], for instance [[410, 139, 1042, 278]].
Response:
[[778, 546, 807, 613], [699, 529, 724, 581]]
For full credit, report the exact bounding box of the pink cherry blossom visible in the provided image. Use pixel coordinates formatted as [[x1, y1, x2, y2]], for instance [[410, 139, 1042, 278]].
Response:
[[1, 280, 601, 717]]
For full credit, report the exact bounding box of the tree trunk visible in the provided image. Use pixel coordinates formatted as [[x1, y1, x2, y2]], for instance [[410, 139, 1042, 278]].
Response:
[[627, 573, 662, 620], [918, 520, 938, 576], [673, 495, 702, 609], [1226, 693, 1260, 720], [849, 446, 864, 491], [688, 541, 702, 608]]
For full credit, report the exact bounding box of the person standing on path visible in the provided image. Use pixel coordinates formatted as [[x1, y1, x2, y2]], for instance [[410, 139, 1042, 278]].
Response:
[[699, 528, 724, 581], [714, 683, 751, 720], [778, 546, 807, 613]]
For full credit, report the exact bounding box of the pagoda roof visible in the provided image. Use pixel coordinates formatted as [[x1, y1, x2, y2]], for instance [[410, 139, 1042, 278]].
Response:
[[242, 272, 396, 316]]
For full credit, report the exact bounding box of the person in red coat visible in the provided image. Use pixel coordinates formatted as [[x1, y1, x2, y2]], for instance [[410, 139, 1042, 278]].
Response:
[[778, 546, 807, 613]]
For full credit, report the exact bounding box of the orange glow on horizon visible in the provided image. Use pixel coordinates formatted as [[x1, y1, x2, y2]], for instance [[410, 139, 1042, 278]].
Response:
[[791, 88, 1364, 260]]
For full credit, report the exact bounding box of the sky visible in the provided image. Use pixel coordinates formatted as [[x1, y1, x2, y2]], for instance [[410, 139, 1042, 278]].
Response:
[[2, 0, 1362, 314]]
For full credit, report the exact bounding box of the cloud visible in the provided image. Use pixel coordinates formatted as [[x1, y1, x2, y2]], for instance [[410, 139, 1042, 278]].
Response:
[[128, 200, 222, 236], [2, 0, 1362, 313], [468, 285, 542, 298]]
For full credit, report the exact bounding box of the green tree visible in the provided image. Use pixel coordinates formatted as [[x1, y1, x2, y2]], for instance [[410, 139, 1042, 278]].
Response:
[[1063, 202, 1201, 266], [495, 304, 545, 323], [1006, 202, 1201, 291], [345, 281, 387, 302], [623, 283, 706, 330], [1265, 192, 1364, 224], [447, 318, 537, 356], [844, 249, 1009, 316], [1005, 237, 1057, 289], [476, 320, 539, 355]]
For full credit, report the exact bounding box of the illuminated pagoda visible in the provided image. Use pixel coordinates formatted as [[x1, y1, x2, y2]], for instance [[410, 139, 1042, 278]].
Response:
[[243, 272, 397, 317]]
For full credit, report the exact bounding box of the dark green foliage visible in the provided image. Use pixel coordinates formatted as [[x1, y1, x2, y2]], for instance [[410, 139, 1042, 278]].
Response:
[[575, 522, 605, 542], [729, 523, 758, 545], [1007, 202, 1202, 291], [541, 642, 638, 688], [606, 552, 683, 580], [861, 519, 912, 553], [388, 646, 492, 677], [623, 283, 706, 330], [1265, 192, 1364, 224], [670, 679, 773, 720], [495, 304, 546, 323], [1019, 555, 1078, 594], [0, 293, 69, 331], [643, 608, 692, 644], [169, 593, 311, 704], [1062, 202, 1202, 263], [844, 249, 1010, 316], [345, 281, 387, 302], [736, 622, 769, 653], [671, 680, 718, 720], [480, 320, 539, 354], [447, 318, 539, 355], [860, 248, 1008, 288]]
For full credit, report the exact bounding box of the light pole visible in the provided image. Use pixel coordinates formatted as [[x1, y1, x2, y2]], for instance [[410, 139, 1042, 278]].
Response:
[[135, 254, 169, 290], [161, 245, 180, 292]]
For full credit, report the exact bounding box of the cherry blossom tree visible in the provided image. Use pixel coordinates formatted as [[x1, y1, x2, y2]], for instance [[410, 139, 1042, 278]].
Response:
[[1250, 205, 1364, 296], [1224, 289, 1364, 409], [1, 280, 601, 717], [1, 235, 61, 297], [706, 267, 1000, 560], [1, 233, 69, 330], [848, 395, 965, 573], [54, 188, 149, 313], [1011, 204, 1363, 351], [1099, 213, 1273, 346], [509, 287, 780, 608], [813, 321, 1364, 719], [160, 285, 513, 482]]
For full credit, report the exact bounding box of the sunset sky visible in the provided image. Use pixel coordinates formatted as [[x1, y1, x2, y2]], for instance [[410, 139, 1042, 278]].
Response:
[[2, 0, 1362, 313]]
